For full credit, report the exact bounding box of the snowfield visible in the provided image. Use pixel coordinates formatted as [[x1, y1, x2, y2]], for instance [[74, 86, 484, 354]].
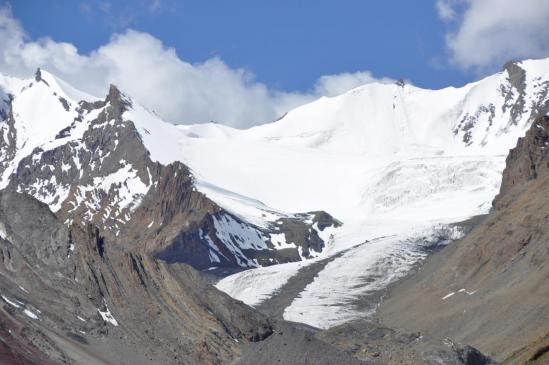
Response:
[[2, 58, 549, 329]]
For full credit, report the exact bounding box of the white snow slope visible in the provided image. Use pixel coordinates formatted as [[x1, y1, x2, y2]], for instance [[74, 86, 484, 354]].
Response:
[[2, 58, 549, 329], [212, 58, 549, 328]]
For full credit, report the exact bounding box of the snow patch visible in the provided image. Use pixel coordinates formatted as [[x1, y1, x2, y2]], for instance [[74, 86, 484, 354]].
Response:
[[269, 233, 295, 249], [443, 288, 477, 300], [0, 222, 7, 240], [1, 295, 22, 308], [98, 301, 118, 326], [442, 292, 455, 300], [211, 213, 267, 267], [23, 309, 39, 320]]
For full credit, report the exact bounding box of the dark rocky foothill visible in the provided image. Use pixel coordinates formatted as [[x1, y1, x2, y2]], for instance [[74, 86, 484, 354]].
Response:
[[320, 320, 495, 365]]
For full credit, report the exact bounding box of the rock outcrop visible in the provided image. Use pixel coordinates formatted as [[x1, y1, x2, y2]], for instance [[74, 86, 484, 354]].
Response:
[[493, 115, 549, 206], [319, 320, 495, 365]]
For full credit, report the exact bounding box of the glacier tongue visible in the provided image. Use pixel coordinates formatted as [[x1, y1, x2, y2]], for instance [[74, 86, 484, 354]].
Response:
[[282, 223, 464, 329]]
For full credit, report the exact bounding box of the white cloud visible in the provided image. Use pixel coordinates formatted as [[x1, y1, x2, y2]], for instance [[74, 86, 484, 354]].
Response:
[[435, 0, 459, 21], [313, 71, 394, 97], [0, 6, 390, 128], [438, 0, 549, 71]]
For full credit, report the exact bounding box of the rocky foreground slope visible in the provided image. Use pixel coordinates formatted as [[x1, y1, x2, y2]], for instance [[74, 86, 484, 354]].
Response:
[[0, 184, 495, 364], [0, 187, 376, 364], [376, 116, 549, 364]]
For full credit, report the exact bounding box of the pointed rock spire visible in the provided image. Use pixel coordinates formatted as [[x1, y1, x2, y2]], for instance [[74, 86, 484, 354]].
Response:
[[105, 84, 131, 114], [107, 84, 121, 102], [34, 68, 50, 87], [35, 68, 42, 82]]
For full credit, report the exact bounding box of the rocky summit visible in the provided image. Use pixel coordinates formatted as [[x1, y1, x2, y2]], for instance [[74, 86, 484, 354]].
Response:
[[0, 70, 340, 271]]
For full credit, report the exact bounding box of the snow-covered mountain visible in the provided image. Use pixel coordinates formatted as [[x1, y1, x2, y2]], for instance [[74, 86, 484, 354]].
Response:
[[1, 58, 549, 328], [178, 58, 549, 222], [207, 58, 549, 327], [0, 69, 340, 270]]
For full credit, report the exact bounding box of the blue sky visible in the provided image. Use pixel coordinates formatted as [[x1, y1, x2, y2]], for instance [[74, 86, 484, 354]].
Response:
[[9, 0, 465, 90], [2, 0, 549, 127]]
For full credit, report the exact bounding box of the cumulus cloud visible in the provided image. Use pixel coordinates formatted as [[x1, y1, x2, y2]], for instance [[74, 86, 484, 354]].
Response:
[[437, 0, 549, 71], [313, 71, 394, 97], [0, 6, 389, 128]]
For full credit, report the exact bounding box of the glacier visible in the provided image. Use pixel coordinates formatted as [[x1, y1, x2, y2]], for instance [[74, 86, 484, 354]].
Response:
[[1, 58, 549, 329]]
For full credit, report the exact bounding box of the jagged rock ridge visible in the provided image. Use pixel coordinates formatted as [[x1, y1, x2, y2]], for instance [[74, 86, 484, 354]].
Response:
[[0, 70, 340, 270]]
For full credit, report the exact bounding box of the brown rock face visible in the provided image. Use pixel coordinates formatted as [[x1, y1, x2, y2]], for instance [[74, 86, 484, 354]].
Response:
[[0, 188, 276, 364], [494, 115, 549, 208]]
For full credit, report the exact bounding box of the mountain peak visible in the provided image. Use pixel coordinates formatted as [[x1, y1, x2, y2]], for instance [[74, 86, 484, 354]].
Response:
[[107, 83, 121, 101], [105, 83, 132, 113], [33, 67, 53, 87], [34, 68, 42, 82]]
